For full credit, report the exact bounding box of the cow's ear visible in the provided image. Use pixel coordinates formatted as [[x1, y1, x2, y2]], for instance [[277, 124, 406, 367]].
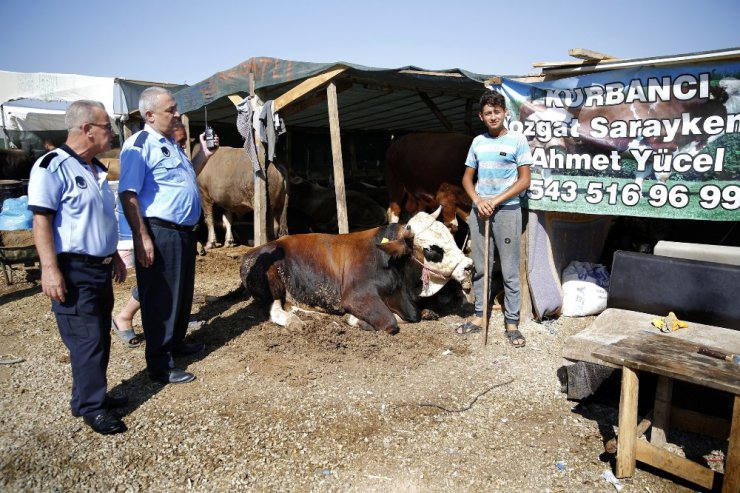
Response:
[[377, 237, 411, 260]]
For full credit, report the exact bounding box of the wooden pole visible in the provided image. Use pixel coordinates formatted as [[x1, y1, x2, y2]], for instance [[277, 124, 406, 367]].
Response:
[[327, 81, 349, 234], [724, 395, 740, 493], [251, 73, 268, 246], [616, 366, 639, 478], [482, 218, 490, 345]]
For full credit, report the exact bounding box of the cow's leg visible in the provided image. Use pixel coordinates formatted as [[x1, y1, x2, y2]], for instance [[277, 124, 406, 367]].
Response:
[[202, 199, 221, 249], [269, 300, 303, 329], [384, 289, 421, 324], [223, 211, 236, 248], [342, 294, 401, 334]]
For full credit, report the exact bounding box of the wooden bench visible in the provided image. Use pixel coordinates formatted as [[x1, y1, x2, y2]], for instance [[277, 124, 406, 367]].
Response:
[[560, 250, 740, 399], [594, 333, 740, 492], [558, 249, 740, 490]]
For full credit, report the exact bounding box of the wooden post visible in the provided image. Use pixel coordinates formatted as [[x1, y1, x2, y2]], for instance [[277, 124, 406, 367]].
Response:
[[724, 395, 740, 493], [651, 376, 673, 446], [327, 81, 349, 234], [251, 73, 268, 246], [616, 366, 639, 478]]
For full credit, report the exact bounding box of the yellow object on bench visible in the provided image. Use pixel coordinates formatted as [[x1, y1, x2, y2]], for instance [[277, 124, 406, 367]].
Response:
[[651, 312, 689, 332]]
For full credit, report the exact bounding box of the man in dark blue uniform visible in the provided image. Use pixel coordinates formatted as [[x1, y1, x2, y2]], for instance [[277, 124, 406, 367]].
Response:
[[119, 87, 219, 384], [28, 100, 129, 435]]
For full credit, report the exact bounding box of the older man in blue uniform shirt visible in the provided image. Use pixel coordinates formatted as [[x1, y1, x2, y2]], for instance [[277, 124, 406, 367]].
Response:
[[119, 87, 219, 385], [28, 100, 129, 435]]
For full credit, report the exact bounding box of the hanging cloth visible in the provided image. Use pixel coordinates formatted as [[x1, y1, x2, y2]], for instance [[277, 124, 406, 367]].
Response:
[[235, 96, 261, 174]]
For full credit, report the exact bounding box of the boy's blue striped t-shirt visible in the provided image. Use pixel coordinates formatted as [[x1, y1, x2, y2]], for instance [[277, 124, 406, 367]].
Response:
[[464, 131, 532, 206]]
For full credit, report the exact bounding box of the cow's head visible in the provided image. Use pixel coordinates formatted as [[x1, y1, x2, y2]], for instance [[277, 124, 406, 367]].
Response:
[[406, 207, 473, 297]]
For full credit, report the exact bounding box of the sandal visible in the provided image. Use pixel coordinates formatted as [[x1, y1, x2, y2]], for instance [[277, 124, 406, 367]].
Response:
[[111, 320, 143, 348], [455, 320, 482, 335], [504, 328, 526, 348]]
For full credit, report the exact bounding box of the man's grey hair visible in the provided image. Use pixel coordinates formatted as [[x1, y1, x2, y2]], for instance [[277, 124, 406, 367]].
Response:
[[65, 100, 106, 130], [139, 86, 173, 116]]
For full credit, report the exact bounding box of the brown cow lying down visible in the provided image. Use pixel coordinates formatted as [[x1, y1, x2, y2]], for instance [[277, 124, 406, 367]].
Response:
[[240, 208, 473, 334]]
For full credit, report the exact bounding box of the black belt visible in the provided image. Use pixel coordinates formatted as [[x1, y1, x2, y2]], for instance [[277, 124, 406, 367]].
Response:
[[146, 217, 198, 232], [59, 252, 113, 265]]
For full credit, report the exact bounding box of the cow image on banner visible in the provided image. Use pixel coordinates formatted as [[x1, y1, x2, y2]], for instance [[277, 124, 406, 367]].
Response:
[[497, 61, 740, 222]]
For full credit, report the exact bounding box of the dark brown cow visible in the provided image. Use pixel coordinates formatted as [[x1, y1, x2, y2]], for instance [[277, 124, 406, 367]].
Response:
[[195, 145, 288, 249], [0, 149, 35, 180], [288, 176, 387, 233], [385, 133, 473, 232], [239, 208, 473, 334]]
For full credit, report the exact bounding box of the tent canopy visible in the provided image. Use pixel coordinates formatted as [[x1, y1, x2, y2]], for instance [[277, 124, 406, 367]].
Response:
[[173, 57, 495, 134]]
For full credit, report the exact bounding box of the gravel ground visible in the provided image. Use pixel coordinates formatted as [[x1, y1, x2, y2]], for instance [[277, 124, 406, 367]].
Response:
[[0, 246, 724, 492]]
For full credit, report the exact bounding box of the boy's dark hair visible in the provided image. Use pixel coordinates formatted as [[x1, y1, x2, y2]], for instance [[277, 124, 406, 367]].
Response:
[[479, 90, 506, 111]]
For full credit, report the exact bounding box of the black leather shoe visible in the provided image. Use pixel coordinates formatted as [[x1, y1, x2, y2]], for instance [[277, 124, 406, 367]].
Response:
[[149, 369, 195, 384], [172, 342, 205, 356], [71, 393, 129, 417], [83, 411, 126, 435]]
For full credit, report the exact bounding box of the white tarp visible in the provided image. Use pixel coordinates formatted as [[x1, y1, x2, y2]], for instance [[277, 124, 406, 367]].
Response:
[[1, 105, 66, 131], [0, 70, 115, 115]]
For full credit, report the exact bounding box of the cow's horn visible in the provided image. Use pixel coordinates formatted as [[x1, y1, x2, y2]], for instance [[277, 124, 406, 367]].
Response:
[[431, 206, 442, 219]]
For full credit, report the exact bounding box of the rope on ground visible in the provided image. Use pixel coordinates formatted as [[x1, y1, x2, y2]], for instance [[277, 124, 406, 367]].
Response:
[[415, 378, 514, 413], [0, 354, 25, 365]]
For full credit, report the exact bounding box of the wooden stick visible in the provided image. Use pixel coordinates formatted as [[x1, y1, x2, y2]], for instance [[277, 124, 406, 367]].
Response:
[[604, 410, 653, 454], [482, 218, 490, 346]]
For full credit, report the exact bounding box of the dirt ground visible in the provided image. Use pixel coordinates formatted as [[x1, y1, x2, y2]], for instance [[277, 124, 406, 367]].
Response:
[[0, 246, 723, 492]]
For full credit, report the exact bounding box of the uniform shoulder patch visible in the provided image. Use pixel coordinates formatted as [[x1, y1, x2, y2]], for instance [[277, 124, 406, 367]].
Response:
[[133, 131, 149, 148], [39, 152, 58, 169]]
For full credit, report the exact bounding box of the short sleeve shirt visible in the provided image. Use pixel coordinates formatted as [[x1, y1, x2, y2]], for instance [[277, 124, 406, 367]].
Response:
[[465, 130, 532, 207], [27, 145, 118, 256], [118, 124, 201, 226]]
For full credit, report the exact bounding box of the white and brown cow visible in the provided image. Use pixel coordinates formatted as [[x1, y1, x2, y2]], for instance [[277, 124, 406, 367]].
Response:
[[239, 208, 473, 334]]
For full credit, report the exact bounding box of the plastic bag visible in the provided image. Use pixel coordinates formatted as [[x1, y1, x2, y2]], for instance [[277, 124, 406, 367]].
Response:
[[0, 195, 33, 230], [560, 261, 610, 317]]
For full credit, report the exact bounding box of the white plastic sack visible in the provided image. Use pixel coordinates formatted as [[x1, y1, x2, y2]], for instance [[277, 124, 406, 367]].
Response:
[[561, 261, 610, 317]]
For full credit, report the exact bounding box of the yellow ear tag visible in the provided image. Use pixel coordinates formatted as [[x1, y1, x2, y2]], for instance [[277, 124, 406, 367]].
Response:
[[381, 237, 389, 244]]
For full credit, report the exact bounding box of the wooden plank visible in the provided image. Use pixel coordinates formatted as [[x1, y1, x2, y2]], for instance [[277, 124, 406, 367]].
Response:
[[651, 376, 673, 446], [635, 440, 715, 490], [568, 308, 740, 367], [273, 66, 347, 113], [326, 82, 349, 234], [538, 49, 740, 76], [616, 366, 638, 478], [724, 395, 740, 493], [227, 94, 243, 106], [568, 48, 618, 61], [532, 59, 596, 68], [418, 92, 452, 131], [279, 80, 352, 118], [593, 334, 740, 395]]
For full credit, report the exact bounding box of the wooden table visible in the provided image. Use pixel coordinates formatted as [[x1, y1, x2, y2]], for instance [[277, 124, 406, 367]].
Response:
[[593, 333, 740, 492]]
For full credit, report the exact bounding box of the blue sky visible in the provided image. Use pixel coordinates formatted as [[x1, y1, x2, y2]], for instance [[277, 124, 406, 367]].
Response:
[[2, 0, 738, 85]]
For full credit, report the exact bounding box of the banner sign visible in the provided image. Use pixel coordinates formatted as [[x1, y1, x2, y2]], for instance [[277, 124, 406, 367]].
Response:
[[496, 61, 740, 221]]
